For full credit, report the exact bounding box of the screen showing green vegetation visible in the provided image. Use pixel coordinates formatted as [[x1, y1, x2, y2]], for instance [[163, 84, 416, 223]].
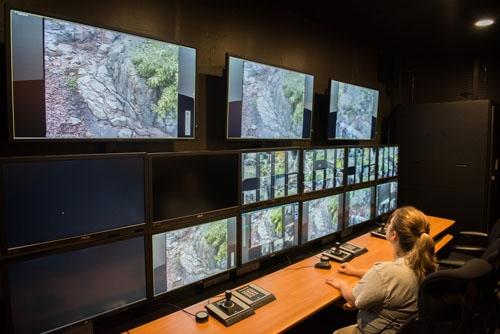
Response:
[[378, 146, 399, 179], [302, 194, 343, 243], [241, 203, 299, 263], [152, 217, 237, 295], [303, 148, 344, 193], [10, 10, 196, 139], [227, 56, 314, 139]]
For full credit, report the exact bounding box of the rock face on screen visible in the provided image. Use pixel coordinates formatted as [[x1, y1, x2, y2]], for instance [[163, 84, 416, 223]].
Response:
[[44, 19, 180, 138], [241, 62, 305, 139]]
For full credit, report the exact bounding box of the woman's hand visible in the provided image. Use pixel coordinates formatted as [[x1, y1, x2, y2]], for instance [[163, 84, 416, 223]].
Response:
[[337, 263, 357, 276], [325, 277, 346, 289]]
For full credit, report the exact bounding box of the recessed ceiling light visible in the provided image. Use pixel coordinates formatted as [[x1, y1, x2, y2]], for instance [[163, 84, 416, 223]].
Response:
[[474, 18, 495, 27]]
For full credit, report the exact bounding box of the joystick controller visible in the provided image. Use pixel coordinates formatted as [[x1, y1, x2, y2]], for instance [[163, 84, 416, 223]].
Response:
[[333, 242, 342, 255], [371, 223, 388, 239], [221, 290, 234, 311]]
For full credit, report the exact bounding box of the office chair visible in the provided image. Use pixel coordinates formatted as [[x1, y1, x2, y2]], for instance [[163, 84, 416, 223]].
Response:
[[439, 218, 500, 264], [397, 258, 496, 334]]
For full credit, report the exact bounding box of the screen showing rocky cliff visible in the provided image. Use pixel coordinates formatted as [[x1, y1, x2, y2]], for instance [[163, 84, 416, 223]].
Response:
[[329, 80, 378, 140], [346, 187, 374, 227], [301, 194, 343, 243], [152, 217, 237, 295], [9, 10, 196, 139], [227, 56, 314, 140]]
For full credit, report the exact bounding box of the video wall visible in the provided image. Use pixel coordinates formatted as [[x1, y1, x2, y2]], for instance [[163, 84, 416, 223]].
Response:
[[3, 7, 398, 334], [1, 146, 398, 333]]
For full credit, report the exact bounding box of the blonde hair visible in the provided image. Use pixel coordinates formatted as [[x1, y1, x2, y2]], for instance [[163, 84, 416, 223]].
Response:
[[388, 206, 438, 282]]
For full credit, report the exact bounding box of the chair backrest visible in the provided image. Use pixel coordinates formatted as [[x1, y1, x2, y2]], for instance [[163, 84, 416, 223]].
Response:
[[482, 238, 500, 283], [417, 258, 494, 334], [488, 218, 500, 245]]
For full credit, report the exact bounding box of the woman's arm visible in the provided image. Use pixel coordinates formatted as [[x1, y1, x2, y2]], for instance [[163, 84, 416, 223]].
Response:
[[338, 263, 368, 278], [325, 277, 356, 307]]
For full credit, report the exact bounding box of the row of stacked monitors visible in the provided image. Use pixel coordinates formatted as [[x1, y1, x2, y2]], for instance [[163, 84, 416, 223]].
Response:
[[153, 179, 398, 296], [10, 9, 378, 142], [241, 146, 398, 206], [0, 147, 397, 251], [6, 180, 397, 333]]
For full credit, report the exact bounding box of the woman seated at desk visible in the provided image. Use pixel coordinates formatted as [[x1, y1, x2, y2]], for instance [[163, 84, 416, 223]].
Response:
[[326, 206, 438, 334]]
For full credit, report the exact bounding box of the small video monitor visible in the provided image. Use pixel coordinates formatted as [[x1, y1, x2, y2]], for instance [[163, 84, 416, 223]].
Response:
[[376, 181, 398, 217], [378, 146, 399, 179], [345, 187, 374, 228], [227, 56, 314, 140], [241, 203, 299, 264], [241, 149, 299, 205], [8, 237, 146, 334], [328, 80, 378, 140], [152, 217, 237, 295], [346, 147, 376, 185], [302, 193, 343, 243], [303, 148, 344, 193]]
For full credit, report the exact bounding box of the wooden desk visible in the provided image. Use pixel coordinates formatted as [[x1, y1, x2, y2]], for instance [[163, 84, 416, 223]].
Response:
[[128, 216, 455, 334]]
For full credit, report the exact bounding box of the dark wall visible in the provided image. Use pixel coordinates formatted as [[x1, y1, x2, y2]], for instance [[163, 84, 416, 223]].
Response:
[[400, 54, 500, 105], [0, 0, 389, 157]]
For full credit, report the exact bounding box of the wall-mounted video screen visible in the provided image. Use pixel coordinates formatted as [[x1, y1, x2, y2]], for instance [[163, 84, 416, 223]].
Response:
[[241, 149, 299, 205], [345, 187, 374, 228], [1, 155, 145, 249], [376, 181, 398, 217], [301, 194, 343, 243], [328, 80, 378, 140], [378, 146, 399, 179], [346, 147, 376, 185], [227, 56, 314, 139], [152, 153, 239, 222], [241, 203, 299, 264], [8, 237, 146, 334], [303, 148, 344, 193], [9, 10, 196, 139], [152, 217, 237, 295]]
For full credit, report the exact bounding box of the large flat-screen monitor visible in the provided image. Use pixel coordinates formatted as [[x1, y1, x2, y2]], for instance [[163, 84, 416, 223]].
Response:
[[376, 181, 398, 217], [378, 146, 399, 179], [7, 237, 146, 334], [345, 187, 374, 228], [301, 193, 343, 243], [328, 80, 378, 140], [9, 9, 196, 139], [241, 203, 299, 264], [346, 147, 376, 185], [303, 148, 344, 193], [1, 154, 145, 250], [227, 56, 314, 139], [151, 152, 239, 222], [152, 217, 237, 295], [241, 149, 299, 205]]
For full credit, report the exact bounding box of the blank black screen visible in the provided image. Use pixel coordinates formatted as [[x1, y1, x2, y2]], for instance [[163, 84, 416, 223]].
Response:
[[8, 237, 146, 333], [2, 157, 145, 248], [152, 154, 239, 221]]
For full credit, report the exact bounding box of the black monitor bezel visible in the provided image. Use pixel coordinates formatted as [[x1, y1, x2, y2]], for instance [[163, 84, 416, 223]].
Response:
[[327, 78, 379, 141], [6, 6, 198, 142], [149, 214, 239, 298], [148, 150, 240, 227], [376, 144, 400, 181], [239, 200, 301, 266], [239, 146, 303, 209], [301, 145, 348, 197], [343, 185, 376, 230], [300, 190, 345, 245], [0, 152, 149, 256], [3, 233, 149, 334], [375, 179, 399, 219], [225, 53, 315, 141]]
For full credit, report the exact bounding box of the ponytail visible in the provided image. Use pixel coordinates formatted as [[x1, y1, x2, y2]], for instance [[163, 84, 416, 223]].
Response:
[[388, 206, 438, 282]]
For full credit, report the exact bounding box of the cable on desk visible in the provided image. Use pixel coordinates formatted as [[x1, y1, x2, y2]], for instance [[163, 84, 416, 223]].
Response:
[[162, 302, 197, 318]]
